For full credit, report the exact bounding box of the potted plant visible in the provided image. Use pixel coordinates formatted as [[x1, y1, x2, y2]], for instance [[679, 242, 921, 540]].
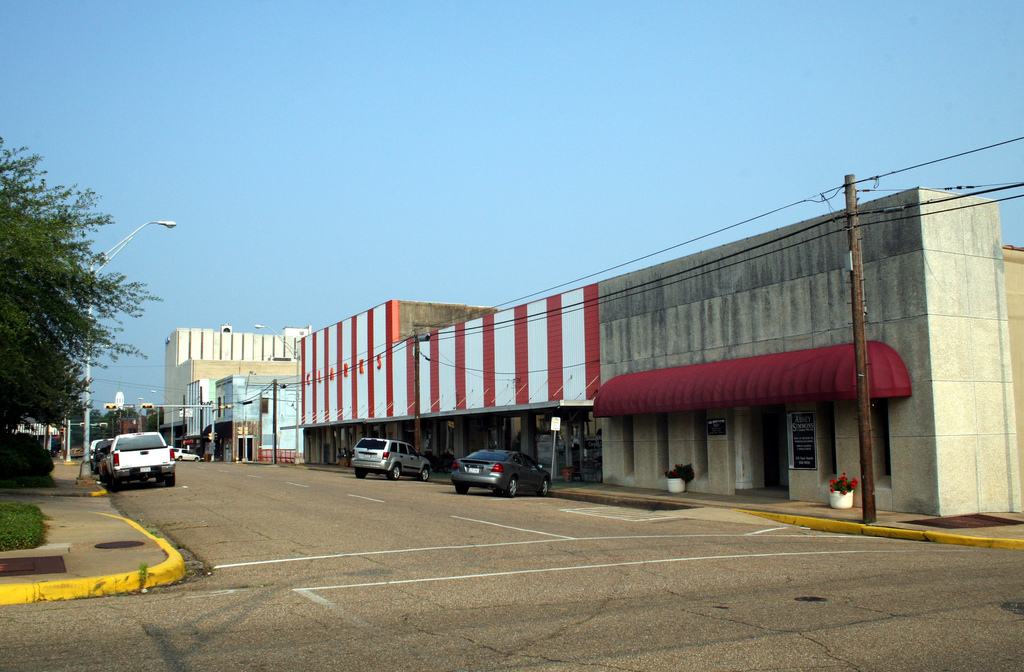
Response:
[[665, 463, 695, 493], [829, 472, 858, 509]]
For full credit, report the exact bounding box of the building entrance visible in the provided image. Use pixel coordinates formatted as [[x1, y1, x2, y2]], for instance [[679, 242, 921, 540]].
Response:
[[238, 436, 255, 462]]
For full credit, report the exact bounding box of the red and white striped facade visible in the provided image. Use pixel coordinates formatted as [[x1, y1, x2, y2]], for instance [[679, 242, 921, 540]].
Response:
[[300, 285, 600, 427]]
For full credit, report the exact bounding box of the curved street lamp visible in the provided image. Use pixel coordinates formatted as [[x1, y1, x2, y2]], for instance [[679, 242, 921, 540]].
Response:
[[82, 221, 176, 474]]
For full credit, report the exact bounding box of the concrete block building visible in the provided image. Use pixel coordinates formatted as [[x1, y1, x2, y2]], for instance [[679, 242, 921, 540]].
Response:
[[595, 188, 1017, 516]]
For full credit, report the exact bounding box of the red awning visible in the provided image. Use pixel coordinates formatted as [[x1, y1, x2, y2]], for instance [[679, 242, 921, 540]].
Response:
[[593, 341, 911, 417]]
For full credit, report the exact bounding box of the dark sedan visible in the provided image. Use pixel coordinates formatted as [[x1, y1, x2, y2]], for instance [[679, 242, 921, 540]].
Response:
[[451, 450, 551, 498]]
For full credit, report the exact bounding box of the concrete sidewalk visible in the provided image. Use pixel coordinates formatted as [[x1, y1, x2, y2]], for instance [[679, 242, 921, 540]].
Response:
[[0, 462, 185, 605]]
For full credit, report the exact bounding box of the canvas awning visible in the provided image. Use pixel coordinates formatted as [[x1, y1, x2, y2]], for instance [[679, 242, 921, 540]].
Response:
[[593, 341, 911, 417]]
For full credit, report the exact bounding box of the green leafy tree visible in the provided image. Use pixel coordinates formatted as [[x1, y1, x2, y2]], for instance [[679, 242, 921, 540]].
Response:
[[0, 139, 157, 432]]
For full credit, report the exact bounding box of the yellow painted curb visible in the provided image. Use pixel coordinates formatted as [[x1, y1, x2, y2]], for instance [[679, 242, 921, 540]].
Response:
[[0, 513, 186, 606], [91, 488, 108, 497], [734, 509, 1024, 548]]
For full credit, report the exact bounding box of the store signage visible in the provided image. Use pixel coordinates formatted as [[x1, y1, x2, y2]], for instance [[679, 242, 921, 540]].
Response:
[[789, 411, 817, 470], [707, 418, 726, 436]]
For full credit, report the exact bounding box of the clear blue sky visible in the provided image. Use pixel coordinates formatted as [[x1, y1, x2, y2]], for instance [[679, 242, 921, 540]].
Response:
[[2, 1, 1022, 409]]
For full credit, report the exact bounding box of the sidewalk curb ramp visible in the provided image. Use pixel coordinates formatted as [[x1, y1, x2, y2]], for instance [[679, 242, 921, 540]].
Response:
[[736, 509, 1024, 549], [0, 513, 186, 606]]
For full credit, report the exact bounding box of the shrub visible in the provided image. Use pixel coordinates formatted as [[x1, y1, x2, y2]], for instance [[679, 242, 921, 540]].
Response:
[[0, 502, 47, 551], [0, 433, 55, 479]]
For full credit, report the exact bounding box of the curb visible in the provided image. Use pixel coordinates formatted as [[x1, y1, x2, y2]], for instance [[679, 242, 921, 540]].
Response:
[[735, 509, 1024, 549], [0, 513, 187, 606]]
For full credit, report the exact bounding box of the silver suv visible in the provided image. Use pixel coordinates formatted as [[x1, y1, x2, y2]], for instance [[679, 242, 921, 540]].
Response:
[[351, 438, 430, 481]]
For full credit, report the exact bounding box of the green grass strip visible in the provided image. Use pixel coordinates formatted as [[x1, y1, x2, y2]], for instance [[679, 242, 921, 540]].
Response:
[[0, 502, 47, 551]]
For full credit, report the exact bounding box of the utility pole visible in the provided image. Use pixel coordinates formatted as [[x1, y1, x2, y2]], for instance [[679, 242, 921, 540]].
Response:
[[413, 333, 423, 454], [272, 379, 278, 465], [845, 174, 876, 524]]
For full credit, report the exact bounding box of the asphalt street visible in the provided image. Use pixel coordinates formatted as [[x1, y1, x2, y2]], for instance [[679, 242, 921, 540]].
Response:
[[2, 462, 1023, 671]]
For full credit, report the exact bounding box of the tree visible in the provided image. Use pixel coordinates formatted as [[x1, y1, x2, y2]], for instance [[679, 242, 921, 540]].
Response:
[[0, 138, 157, 432]]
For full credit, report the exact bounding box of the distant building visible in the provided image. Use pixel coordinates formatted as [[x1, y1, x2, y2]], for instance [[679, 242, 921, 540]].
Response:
[[163, 324, 310, 454]]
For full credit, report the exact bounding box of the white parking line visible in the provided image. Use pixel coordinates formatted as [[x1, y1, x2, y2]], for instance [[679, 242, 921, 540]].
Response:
[[215, 538, 566, 569], [348, 494, 385, 503], [561, 506, 671, 522], [247, 475, 262, 479], [746, 527, 788, 535], [295, 589, 370, 627], [451, 515, 577, 539], [286, 482, 310, 488], [214, 532, 879, 570], [295, 549, 933, 592]]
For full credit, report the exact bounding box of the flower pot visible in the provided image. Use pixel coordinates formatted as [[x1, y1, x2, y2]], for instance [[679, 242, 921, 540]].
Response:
[[829, 490, 854, 509], [667, 478, 685, 494]]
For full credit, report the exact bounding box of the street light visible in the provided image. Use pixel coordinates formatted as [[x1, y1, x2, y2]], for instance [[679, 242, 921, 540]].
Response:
[[82, 221, 176, 475], [254, 324, 300, 465]]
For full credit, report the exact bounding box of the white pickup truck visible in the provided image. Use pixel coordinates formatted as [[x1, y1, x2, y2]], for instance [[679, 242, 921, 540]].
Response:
[[100, 432, 175, 490]]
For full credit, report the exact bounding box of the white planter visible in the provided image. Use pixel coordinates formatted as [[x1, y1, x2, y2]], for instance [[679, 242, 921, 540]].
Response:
[[667, 478, 686, 494], [829, 490, 854, 509]]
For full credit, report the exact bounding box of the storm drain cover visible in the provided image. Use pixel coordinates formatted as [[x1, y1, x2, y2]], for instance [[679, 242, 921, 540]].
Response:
[[1002, 602, 1024, 616], [95, 540, 145, 549], [907, 514, 1024, 529], [0, 556, 67, 577], [795, 596, 827, 602]]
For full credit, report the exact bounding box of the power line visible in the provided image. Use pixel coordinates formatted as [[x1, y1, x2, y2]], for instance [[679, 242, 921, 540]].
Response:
[[303, 187, 1024, 380]]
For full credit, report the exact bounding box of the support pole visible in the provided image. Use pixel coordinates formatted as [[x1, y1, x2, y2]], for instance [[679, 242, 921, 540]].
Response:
[[272, 379, 279, 465], [845, 174, 876, 524], [414, 333, 422, 455]]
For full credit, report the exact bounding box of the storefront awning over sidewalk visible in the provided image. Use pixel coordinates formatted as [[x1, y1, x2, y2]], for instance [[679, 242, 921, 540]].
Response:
[[594, 341, 912, 417]]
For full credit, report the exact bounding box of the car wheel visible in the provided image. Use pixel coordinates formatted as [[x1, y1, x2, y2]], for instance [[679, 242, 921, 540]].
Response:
[[108, 477, 119, 492], [165, 475, 175, 487], [354, 468, 367, 479], [389, 464, 402, 480], [419, 467, 430, 482], [504, 476, 519, 498], [537, 477, 550, 497], [455, 484, 469, 494]]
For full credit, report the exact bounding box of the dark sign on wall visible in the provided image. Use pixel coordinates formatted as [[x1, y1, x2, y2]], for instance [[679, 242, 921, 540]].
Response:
[[789, 411, 816, 470], [707, 418, 726, 436]]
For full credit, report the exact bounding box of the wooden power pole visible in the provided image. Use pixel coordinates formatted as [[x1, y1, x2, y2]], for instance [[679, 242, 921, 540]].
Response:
[[845, 174, 876, 524]]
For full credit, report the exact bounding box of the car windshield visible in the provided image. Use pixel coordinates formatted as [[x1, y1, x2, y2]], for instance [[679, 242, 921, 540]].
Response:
[[115, 435, 166, 451], [465, 450, 510, 462], [354, 438, 387, 451]]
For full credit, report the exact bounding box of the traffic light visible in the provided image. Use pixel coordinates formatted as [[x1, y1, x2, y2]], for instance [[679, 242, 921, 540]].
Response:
[[104, 404, 118, 409], [140, 403, 153, 409]]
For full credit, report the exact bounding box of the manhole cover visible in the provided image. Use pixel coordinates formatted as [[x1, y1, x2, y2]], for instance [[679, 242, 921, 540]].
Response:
[[907, 514, 1024, 529], [1002, 602, 1024, 616], [95, 540, 145, 549], [795, 596, 827, 602], [0, 556, 67, 577]]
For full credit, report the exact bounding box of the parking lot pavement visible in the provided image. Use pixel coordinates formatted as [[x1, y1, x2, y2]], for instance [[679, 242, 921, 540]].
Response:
[[3, 458, 1023, 608], [4, 461, 1023, 672]]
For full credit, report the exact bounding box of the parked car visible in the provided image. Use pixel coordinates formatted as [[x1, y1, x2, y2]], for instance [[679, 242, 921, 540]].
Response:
[[173, 448, 200, 462], [88, 439, 112, 474], [451, 450, 551, 498], [100, 432, 175, 490], [350, 438, 430, 481]]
